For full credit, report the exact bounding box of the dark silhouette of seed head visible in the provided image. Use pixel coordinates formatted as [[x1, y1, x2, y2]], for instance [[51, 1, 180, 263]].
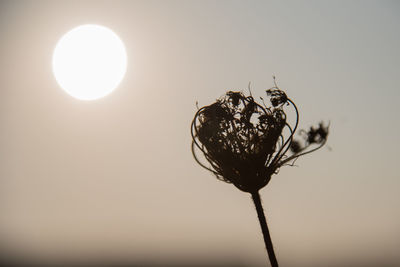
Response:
[[191, 83, 329, 193]]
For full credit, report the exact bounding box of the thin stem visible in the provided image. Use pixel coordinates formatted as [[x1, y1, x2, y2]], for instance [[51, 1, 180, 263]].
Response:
[[251, 191, 279, 267]]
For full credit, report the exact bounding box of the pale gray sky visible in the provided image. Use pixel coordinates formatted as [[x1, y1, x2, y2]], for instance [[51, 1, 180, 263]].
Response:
[[0, 1, 399, 266]]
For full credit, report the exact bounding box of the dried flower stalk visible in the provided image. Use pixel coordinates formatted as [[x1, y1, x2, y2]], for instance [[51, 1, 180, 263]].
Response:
[[191, 80, 329, 267]]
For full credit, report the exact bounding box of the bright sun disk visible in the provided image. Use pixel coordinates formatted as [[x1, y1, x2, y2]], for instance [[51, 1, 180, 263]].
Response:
[[52, 24, 127, 100]]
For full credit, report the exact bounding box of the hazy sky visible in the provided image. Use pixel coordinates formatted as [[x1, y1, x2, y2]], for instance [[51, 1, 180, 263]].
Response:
[[1, 1, 399, 266]]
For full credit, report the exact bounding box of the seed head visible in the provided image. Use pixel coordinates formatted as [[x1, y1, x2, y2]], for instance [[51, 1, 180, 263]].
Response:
[[191, 84, 328, 193]]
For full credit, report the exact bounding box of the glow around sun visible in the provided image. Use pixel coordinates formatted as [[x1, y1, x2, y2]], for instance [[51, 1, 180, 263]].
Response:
[[52, 24, 127, 100]]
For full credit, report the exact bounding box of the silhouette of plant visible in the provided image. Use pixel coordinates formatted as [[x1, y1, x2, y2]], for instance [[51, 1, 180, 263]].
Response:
[[190, 79, 329, 267]]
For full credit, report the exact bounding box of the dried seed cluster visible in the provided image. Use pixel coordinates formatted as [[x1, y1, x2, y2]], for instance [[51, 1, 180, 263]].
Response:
[[191, 84, 328, 193]]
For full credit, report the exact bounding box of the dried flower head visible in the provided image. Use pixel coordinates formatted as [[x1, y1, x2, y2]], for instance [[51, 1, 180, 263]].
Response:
[[191, 83, 328, 193]]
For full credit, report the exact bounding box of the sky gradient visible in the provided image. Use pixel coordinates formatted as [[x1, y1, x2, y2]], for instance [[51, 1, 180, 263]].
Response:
[[1, 1, 399, 266]]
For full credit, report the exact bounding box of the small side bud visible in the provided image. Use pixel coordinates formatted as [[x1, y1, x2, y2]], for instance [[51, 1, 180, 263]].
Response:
[[266, 89, 288, 107]]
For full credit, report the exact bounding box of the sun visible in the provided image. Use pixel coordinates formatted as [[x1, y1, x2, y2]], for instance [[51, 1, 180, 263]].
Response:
[[52, 24, 127, 100]]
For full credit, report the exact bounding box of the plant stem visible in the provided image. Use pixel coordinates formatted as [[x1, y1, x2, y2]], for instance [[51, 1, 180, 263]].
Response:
[[251, 191, 279, 267]]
